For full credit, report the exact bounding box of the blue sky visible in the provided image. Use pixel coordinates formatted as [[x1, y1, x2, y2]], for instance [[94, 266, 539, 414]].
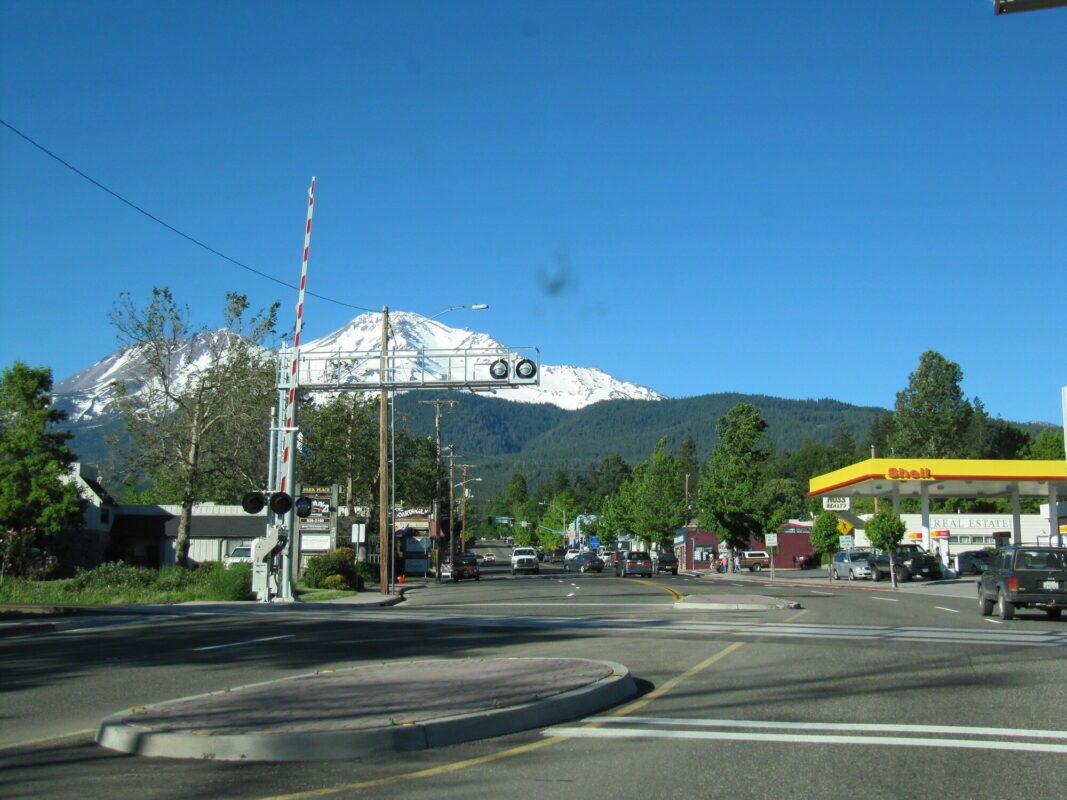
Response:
[[1, 1, 1065, 425]]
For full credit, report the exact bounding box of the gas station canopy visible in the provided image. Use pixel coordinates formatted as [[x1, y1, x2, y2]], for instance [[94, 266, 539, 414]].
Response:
[[809, 458, 1067, 500]]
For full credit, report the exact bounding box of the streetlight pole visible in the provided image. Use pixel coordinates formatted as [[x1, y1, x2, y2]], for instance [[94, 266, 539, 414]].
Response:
[[456, 472, 481, 554], [378, 306, 390, 595]]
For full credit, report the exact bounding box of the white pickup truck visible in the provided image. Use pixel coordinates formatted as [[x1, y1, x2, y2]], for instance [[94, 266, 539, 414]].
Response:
[[510, 547, 540, 575]]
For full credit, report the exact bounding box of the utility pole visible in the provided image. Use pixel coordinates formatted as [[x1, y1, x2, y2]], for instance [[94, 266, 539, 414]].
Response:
[[420, 399, 458, 580], [378, 306, 390, 595], [442, 449, 462, 561], [458, 464, 477, 554]]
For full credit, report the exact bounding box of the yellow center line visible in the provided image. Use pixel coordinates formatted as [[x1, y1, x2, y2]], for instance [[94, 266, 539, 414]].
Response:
[[623, 577, 685, 601], [259, 641, 745, 800], [0, 729, 95, 751]]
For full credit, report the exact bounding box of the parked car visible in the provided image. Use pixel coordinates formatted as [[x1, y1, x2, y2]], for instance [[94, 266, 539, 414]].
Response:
[[831, 550, 872, 581], [510, 547, 540, 575], [739, 551, 771, 572], [793, 553, 819, 569], [978, 546, 1067, 620], [615, 550, 653, 577], [224, 546, 252, 567], [441, 553, 480, 582], [653, 551, 679, 575], [868, 544, 940, 582], [955, 549, 993, 575], [564, 552, 604, 573]]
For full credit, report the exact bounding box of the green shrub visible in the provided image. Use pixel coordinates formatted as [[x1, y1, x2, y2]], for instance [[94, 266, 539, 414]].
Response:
[[304, 548, 357, 589], [193, 562, 254, 601], [71, 562, 156, 591], [354, 560, 376, 588], [322, 574, 350, 590]]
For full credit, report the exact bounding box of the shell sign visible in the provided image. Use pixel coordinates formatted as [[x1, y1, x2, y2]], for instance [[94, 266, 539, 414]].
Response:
[[887, 467, 934, 480]]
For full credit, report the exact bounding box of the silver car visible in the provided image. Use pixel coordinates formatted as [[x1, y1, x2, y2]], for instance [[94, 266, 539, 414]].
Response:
[[615, 550, 653, 577], [831, 550, 872, 581]]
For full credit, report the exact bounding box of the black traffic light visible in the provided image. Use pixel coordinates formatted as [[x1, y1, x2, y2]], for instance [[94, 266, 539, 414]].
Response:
[[241, 491, 312, 516]]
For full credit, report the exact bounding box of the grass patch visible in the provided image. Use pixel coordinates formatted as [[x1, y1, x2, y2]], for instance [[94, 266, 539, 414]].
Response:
[[0, 562, 254, 606], [294, 584, 359, 602]]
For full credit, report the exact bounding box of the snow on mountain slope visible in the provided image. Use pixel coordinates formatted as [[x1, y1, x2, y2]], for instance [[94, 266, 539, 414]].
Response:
[[52, 312, 664, 421]]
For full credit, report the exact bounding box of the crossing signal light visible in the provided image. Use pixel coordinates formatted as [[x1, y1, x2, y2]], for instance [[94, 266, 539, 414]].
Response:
[[241, 491, 312, 516]]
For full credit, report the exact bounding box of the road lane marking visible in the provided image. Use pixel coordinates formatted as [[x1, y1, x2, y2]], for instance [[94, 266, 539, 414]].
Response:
[[810, 590, 833, 595], [935, 606, 960, 613], [566, 593, 575, 597], [540, 724, 1067, 753], [871, 596, 898, 602], [625, 578, 685, 601], [192, 634, 294, 651], [609, 642, 745, 718], [582, 717, 1067, 740]]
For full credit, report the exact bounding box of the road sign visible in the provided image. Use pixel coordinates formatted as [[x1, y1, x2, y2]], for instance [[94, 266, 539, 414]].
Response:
[[838, 535, 854, 549], [765, 533, 779, 548], [836, 519, 854, 536], [589, 535, 601, 549], [822, 496, 851, 512]]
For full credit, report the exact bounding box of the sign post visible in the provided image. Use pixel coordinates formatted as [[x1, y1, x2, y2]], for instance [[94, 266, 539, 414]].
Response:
[[765, 533, 778, 580]]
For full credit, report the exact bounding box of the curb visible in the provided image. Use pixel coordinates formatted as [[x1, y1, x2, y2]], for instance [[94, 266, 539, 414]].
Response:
[[95, 657, 637, 761]]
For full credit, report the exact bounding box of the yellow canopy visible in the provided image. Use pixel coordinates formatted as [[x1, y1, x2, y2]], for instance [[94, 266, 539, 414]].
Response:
[[808, 458, 1067, 499]]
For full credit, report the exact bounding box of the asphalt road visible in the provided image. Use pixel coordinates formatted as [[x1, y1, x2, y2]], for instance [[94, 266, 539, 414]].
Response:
[[3, 560, 1067, 800]]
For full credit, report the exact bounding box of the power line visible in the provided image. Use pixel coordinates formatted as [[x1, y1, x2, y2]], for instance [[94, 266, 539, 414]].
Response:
[[0, 117, 375, 313]]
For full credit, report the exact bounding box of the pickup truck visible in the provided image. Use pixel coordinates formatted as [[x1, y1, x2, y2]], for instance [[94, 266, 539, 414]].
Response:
[[510, 547, 540, 575], [978, 546, 1067, 620], [868, 544, 941, 582]]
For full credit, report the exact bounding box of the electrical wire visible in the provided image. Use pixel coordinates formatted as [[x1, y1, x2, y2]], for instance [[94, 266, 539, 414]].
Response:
[[0, 117, 375, 313]]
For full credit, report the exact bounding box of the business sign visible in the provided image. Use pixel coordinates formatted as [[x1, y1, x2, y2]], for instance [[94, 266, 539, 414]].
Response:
[[931, 530, 950, 538], [822, 496, 851, 512]]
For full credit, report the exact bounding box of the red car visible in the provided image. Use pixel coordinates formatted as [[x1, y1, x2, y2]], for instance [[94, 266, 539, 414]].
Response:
[[443, 554, 480, 582]]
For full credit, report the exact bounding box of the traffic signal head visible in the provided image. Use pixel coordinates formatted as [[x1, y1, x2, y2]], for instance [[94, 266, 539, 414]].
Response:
[[241, 491, 299, 515], [242, 491, 267, 514], [294, 496, 313, 518]]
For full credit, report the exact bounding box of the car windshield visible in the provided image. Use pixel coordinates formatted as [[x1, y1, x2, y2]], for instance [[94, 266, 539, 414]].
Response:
[[229, 548, 250, 558], [849, 552, 870, 560]]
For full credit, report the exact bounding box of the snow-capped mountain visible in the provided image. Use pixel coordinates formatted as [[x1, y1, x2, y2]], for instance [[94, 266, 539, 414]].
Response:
[[53, 312, 664, 423], [302, 312, 665, 411]]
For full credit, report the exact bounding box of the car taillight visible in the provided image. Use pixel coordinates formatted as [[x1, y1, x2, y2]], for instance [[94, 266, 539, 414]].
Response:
[[1008, 577, 1019, 592]]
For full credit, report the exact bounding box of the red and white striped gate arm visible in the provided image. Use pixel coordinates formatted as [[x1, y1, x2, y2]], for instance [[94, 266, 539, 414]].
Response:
[[279, 177, 315, 495]]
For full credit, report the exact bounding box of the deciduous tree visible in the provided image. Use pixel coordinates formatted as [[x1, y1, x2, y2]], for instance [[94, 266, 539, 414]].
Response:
[[109, 289, 278, 567], [0, 362, 82, 576]]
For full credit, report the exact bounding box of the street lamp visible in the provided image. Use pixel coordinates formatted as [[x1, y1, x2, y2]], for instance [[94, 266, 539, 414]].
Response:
[[428, 304, 489, 321]]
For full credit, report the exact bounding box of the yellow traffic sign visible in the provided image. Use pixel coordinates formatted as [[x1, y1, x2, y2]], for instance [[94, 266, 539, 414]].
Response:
[[836, 519, 854, 536]]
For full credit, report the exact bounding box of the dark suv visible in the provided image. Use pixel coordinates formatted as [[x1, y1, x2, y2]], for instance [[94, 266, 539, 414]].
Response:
[[653, 551, 679, 575], [868, 544, 941, 582], [978, 546, 1067, 620], [615, 550, 653, 578]]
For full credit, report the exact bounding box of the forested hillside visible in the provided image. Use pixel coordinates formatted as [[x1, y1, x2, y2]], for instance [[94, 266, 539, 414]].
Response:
[[394, 391, 887, 497]]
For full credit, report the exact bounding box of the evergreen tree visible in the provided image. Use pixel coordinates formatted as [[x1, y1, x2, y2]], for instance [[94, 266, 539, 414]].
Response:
[[888, 351, 972, 458], [1023, 429, 1065, 460], [677, 434, 700, 512], [697, 403, 770, 552], [631, 438, 687, 549], [0, 363, 82, 576]]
